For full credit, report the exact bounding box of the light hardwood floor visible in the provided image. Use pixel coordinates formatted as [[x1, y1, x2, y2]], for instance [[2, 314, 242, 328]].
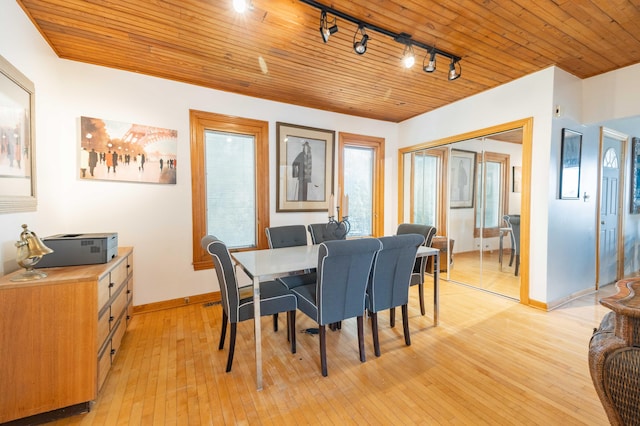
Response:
[[52, 280, 615, 425]]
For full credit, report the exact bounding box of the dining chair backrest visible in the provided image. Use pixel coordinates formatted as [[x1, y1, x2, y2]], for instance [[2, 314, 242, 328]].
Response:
[[366, 234, 425, 313], [308, 222, 348, 244], [396, 223, 436, 247], [507, 215, 521, 255], [201, 235, 240, 323], [265, 225, 308, 248], [315, 238, 381, 325]]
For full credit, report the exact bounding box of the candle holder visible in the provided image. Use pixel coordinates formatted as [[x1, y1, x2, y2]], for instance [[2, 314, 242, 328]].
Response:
[[327, 206, 351, 239]]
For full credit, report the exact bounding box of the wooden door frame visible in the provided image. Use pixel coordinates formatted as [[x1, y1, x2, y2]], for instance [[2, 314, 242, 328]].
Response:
[[595, 127, 628, 288]]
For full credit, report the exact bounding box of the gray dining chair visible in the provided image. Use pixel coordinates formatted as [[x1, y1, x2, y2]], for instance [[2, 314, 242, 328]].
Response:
[[265, 225, 308, 248], [201, 235, 297, 372], [366, 234, 424, 357], [307, 222, 348, 244], [507, 215, 521, 276], [395, 223, 437, 320], [291, 238, 382, 376], [265, 225, 317, 291]]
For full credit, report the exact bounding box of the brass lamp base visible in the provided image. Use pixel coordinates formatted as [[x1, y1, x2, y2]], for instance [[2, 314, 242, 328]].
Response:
[[10, 268, 48, 282]]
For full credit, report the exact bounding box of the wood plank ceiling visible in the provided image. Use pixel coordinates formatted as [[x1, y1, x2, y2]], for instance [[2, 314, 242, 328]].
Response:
[[17, 0, 640, 123]]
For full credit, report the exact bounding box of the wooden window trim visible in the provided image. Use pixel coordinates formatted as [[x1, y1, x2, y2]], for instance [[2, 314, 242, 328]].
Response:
[[473, 151, 510, 238], [338, 132, 384, 237], [190, 110, 270, 271]]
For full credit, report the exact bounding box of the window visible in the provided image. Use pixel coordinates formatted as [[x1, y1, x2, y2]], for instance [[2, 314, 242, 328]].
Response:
[[190, 110, 269, 270], [474, 152, 509, 237], [339, 133, 384, 237]]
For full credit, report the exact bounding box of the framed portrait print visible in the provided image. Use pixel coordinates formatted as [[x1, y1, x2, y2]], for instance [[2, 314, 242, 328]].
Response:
[[450, 149, 477, 208], [276, 122, 335, 212], [0, 54, 36, 213], [631, 137, 640, 214], [559, 128, 582, 200]]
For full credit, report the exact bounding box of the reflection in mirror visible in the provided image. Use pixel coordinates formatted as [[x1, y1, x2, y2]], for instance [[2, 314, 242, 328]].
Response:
[[400, 127, 523, 300]]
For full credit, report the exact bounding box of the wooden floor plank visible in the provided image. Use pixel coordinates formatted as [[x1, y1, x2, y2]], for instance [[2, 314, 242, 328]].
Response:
[[51, 278, 615, 425]]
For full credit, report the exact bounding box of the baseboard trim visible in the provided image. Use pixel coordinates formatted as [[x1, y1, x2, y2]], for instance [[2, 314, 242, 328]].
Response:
[[132, 291, 221, 315]]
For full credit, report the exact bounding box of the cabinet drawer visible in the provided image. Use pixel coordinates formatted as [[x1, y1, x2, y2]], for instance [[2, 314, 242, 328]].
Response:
[[111, 286, 128, 323], [97, 342, 112, 391], [111, 259, 128, 292], [111, 318, 126, 359], [97, 311, 110, 349], [97, 274, 111, 311]]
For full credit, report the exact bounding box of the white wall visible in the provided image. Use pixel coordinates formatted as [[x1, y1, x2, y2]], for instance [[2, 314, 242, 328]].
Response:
[[0, 2, 396, 305]]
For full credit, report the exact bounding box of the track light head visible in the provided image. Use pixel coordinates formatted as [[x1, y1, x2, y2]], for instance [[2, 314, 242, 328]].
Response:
[[232, 0, 251, 13], [320, 11, 338, 43], [402, 43, 415, 68], [353, 26, 369, 55], [423, 50, 436, 73], [448, 59, 461, 80]]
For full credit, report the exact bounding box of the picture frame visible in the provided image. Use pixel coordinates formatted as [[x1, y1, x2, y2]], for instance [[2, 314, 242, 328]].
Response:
[[630, 137, 640, 214], [79, 116, 178, 184], [0, 54, 37, 213], [559, 128, 582, 200], [450, 149, 477, 208], [276, 122, 335, 212], [512, 166, 522, 193]]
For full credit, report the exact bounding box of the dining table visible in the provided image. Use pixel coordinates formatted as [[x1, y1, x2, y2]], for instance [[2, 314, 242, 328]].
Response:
[[231, 243, 439, 390]]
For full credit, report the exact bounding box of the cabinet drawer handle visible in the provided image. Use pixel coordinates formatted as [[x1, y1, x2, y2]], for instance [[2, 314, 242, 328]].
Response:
[[109, 282, 114, 288], [127, 315, 131, 320], [110, 349, 116, 356], [127, 289, 131, 294], [109, 316, 114, 322]]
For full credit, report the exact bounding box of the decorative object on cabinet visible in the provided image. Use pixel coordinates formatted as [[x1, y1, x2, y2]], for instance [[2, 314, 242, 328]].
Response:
[[276, 121, 335, 212], [0, 247, 134, 424], [0, 54, 37, 213], [80, 116, 177, 184], [559, 128, 582, 199], [630, 137, 640, 214], [450, 149, 476, 208], [589, 277, 640, 426], [10, 224, 54, 282]]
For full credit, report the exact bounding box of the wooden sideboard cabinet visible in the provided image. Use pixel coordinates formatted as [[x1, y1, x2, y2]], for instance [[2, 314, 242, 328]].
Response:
[[0, 247, 134, 424]]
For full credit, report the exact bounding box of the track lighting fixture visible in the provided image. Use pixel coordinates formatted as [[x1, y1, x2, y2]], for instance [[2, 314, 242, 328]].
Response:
[[320, 10, 338, 43], [300, 0, 462, 80], [402, 44, 415, 68], [353, 26, 369, 55], [423, 50, 436, 73], [448, 59, 462, 80]]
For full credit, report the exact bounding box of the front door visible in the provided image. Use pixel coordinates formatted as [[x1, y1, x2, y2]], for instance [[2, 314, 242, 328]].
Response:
[[598, 128, 626, 287]]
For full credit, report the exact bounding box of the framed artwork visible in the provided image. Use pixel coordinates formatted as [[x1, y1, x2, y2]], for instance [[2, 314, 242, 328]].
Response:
[[512, 166, 522, 193], [276, 122, 335, 212], [630, 137, 640, 214], [559, 128, 582, 199], [0, 54, 36, 213], [80, 116, 178, 184], [450, 149, 476, 208]]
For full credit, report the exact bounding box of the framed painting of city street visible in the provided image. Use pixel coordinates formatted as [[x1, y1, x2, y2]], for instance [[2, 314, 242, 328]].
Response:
[[276, 122, 334, 212], [0, 54, 36, 213], [79, 116, 177, 184]]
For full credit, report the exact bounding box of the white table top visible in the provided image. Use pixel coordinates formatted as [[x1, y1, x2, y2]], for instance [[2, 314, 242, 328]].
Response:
[[232, 244, 438, 281]]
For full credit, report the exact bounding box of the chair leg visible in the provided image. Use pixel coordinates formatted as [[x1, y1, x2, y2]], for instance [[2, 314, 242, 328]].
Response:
[[515, 254, 520, 276], [319, 325, 328, 377], [225, 323, 237, 372], [390, 307, 396, 327], [273, 313, 278, 332], [371, 312, 381, 357], [418, 282, 426, 316], [219, 310, 228, 350], [357, 315, 366, 363], [288, 310, 296, 354], [401, 304, 411, 346]]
